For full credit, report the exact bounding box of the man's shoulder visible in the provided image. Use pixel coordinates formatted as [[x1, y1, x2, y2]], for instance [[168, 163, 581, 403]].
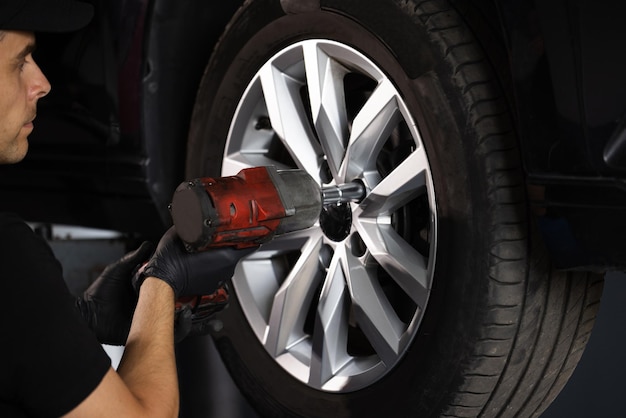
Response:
[[0, 211, 62, 294], [0, 212, 32, 238], [0, 212, 51, 264], [0, 212, 24, 223]]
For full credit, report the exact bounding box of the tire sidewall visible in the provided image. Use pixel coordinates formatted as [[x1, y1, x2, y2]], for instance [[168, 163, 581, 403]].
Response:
[[188, 1, 496, 416]]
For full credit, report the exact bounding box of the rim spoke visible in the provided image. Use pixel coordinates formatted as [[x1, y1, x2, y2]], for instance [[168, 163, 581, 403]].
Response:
[[355, 221, 429, 308], [223, 151, 290, 175], [358, 150, 430, 217], [353, 151, 431, 307], [344, 251, 405, 366], [340, 78, 401, 182], [303, 42, 349, 179], [264, 233, 324, 357], [259, 61, 324, 179], [309, 247, 350, 387]]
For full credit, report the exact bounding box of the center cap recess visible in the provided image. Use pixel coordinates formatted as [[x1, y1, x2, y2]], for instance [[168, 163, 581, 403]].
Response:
[[320, 202, 353, 242]]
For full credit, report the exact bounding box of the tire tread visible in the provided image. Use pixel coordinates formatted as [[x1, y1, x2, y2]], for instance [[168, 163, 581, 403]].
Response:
[[408, 0, 604, 416]]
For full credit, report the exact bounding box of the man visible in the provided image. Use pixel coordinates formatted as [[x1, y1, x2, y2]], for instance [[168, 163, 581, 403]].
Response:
[[0, 1, 250, 416]]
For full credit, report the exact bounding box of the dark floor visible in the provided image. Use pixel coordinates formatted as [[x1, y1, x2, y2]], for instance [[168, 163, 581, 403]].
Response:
[[542, 271, 626, 418], [50, 229, 626, 418]]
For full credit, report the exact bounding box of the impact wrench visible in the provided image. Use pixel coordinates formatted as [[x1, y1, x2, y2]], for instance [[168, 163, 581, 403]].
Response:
[[168, 166, 366, 329]]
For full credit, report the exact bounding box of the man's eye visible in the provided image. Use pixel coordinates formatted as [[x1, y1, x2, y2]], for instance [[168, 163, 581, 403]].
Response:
[[17, 54, 34, 72], [14, 58, 26, 72]]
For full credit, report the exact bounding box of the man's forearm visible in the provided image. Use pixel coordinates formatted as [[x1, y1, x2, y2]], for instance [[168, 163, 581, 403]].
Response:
[[117, 277, 179, 417]]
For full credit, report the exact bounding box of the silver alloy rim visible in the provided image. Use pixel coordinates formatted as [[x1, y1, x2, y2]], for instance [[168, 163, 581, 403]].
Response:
[[222, 40, 437, 392]]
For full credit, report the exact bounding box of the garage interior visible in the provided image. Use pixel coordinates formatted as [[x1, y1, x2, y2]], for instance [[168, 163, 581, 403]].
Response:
[[2, 0, 621, 415]]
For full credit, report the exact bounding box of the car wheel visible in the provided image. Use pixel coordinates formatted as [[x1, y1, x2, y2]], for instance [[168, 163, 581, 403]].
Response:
[[186, 0, 604, 416]]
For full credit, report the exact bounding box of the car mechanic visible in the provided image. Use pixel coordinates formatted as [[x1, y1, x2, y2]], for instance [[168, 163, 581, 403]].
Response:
[[0, 1, 252, 416]]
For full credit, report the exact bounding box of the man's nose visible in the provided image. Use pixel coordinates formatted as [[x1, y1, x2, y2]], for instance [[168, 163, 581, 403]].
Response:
[[29, 60, 51, 100]]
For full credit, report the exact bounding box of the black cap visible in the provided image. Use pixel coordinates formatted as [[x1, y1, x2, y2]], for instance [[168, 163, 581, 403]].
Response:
[[0, 0, 93, 33]]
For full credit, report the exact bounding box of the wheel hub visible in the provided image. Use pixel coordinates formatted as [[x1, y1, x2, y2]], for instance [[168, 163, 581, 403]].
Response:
[[319, 181, 365, 242], [320, 202, 352, 242]]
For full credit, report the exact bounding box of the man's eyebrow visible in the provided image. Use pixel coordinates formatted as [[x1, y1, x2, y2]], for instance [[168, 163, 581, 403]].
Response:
[[14, 42, 36, 61]]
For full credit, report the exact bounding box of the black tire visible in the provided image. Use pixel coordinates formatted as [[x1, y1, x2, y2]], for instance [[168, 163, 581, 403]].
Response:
[[186, 0, 604, 416]]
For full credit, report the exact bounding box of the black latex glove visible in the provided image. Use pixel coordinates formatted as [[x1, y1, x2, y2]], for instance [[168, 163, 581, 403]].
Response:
[[76, 241, 154, 345], [135, 226, 257, 298]]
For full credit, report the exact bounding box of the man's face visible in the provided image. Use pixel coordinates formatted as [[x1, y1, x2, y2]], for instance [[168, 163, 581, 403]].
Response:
[[0, 30, 50, 164]]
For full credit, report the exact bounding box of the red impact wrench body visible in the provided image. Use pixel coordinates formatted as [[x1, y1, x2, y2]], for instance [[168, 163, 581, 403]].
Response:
[[168, 166, 365, 321]]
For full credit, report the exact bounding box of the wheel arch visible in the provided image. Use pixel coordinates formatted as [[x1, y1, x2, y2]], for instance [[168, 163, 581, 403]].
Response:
[[140, 0, 245, 228]]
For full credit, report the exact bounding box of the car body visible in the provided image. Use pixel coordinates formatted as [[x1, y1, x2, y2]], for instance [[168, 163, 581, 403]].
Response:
[[1, 0, 624, 417]]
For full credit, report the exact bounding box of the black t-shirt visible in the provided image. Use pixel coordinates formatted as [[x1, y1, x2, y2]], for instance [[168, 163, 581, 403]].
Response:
[[0, 213, 111, 417]]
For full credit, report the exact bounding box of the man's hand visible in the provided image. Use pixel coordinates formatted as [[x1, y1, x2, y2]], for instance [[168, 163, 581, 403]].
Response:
[[135, 227, 257, 297], [76, 241, 154, 345]]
